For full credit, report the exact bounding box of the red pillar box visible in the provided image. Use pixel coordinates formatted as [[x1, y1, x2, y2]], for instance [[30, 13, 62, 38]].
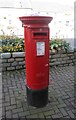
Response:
[[19, 16, 53, 107]]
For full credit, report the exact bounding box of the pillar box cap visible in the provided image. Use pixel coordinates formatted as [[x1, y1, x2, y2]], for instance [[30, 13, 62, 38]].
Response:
[[19, 16, 53, 25]]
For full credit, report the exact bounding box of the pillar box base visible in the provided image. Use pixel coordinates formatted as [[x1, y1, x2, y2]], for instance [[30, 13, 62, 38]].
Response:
[[26, 86, 48, 108]]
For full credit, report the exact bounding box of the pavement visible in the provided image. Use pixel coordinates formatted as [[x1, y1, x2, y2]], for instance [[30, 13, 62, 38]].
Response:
[[2, 65, 75, 119]]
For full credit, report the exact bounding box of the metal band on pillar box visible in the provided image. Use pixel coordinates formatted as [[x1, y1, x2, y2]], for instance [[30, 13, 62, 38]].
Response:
[[19, 16, 53, 107]]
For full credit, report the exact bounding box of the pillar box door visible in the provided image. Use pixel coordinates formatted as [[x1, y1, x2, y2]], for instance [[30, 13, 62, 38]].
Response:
[[19, 16, 53, 107]]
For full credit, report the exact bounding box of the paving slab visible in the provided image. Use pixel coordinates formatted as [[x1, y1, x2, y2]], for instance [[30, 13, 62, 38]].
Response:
[[2, 66, 75, 119]]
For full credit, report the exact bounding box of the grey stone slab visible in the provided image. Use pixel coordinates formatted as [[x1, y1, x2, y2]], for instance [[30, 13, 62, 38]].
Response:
[[24, 111, 30, 116], [5, 95, 10, 102], [30, 109, 43, 114], [38, 113, 45, 118], [62, 57, 69, 60], [12, 52, 25, 58], [69, 63, 74, 66], [57, 103, 67, 108], [52, 54, 61, 58], [26, 114, 38, 118], [61, 61, 67, 64], [6, 110, 12, 118], [70, 56, 74, 59], [18, 61, 25, 65], [12, 109, 19, 114], [11, 97, 16, 105], [2, 63, 10, 67], [6, 105, 16, 111], [52, 113, 63, 118], [67, 53, 74, 56], [52, 106, 60, 113], [50, 59, 57, 62], [57, 58, 63, 61], [2, 59, 7, 63], [0, 108, 2, 117], [7, 67, 15, 71], [11, 62, 18, 66], [2, 106, 6, 117], [18, 106, 23, 113], [15, 58, 25, 62], [8, 58, 14, 63], [67, 110, 74, 118], [66, 60, 73, 63], [63, 64, 69, 66], [45, 115, 51, 118], [4, 102, 10, 107], [60, 108, 68, 116], [63, 115, 70, 118], [44, 110, 54, 116], [18, 112, 26, 117], [0, 103, 2, 109], [50, 62, 61, 66], [13, 113, 19, 118], [61, 54, 67, 57], [10, 105, 17, 110], [73, 59, 76, 62], [1, 53, 11, 59]]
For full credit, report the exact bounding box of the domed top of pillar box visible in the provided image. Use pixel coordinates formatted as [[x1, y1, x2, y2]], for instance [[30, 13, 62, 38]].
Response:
[[19, 16, 53, 27]]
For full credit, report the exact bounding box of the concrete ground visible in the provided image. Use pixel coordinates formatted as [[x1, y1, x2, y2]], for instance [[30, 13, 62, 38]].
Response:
[[2, 66, 75, 119]]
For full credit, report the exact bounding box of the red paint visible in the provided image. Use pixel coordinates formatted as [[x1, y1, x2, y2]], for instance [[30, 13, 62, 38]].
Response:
[[19, 16, 53, 90]]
